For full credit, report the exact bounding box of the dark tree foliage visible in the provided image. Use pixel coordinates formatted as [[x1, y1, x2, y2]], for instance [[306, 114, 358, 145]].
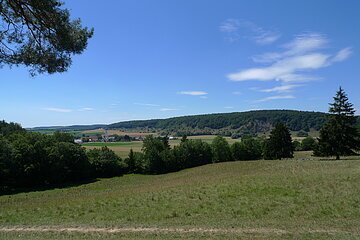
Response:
[[1, 129, 93, 187], [173, 139, 212, 170], [0, 136, 14, 184], [87, 147, 126, 178], [0, 120, 128, 189], [0, 0, 93, 75], [139, 135, 213, 174], [292, 140, 302, 151], [112, 134, 132, 142], [263, 123, 294, 160], [0, 120, 25, 136], [142, 135, 169, 174], [46, 141, 91, 183], [53, 130, 74, 143], [231, 137, 262, 160], [314, 87, 360, 159], [125, 149, 136, 173], [125, 149, 146, 174], [301, 137, 316, 151], [212, 136, 232, 162]]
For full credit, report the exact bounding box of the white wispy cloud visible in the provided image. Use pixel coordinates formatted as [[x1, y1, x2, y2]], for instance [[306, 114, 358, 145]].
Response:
[[42, 107, 72, 113], [160, 108, 178, 111], [228, 33, 352, 83], [220, 19, 280, 44], [134, 103, 160, 107], [224, 106, 234, 109], [283, 33, 328, 56], [219, 19, 240, 33], [78, 107, 94, 111], [254, 95, 295, 103], [232, 91, 242, 95], [331, 47, 352, 62], [252, 33, 328, 63], [258, 84, 303, 93], [229, 53, 329, 82], [178, 91, 208, 96]]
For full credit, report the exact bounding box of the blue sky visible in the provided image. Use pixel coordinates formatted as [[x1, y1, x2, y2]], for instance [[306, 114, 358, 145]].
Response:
[[1, 0, 359, 127]]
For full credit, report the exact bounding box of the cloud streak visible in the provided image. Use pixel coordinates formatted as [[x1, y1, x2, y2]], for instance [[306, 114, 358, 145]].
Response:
[[160, 108, 178, 111], [258, 84, 302, 93], [178, 91, 208, 96], [254, 95, 295, 103], [42, 107, 72, 113], [220, 19, 280, 44], [78, 107, 94, 111], [134, 103, 160, 107]]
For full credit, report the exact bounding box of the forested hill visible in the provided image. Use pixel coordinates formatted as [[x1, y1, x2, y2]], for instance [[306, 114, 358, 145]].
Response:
[[29, 110, 360, 136], [108, 110, 331, 136]]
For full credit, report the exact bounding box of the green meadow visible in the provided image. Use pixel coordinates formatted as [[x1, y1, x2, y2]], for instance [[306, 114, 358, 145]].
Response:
[[1, 153, 360, 239]]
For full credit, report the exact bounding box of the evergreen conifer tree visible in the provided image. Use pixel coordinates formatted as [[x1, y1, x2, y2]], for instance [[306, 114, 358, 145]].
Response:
[[263, 123, 293, 160], [315, 87, 360, 159]]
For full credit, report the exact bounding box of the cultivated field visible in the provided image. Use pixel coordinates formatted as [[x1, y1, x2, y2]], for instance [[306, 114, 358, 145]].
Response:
[[1, 153, 359, 239]]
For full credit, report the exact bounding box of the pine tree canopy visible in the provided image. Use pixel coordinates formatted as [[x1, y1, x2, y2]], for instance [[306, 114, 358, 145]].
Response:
[[0, 0, 93, 75]]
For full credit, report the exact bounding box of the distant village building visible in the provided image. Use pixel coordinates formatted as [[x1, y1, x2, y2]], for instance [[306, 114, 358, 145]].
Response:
[[89, 136, 99, 142], [74, 138, 83, 144], [108, 136, 116, 142]]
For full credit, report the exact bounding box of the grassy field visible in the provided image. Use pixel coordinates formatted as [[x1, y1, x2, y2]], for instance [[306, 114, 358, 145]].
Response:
[[82, 141, 143, 158], [1, 153, 360, 239]]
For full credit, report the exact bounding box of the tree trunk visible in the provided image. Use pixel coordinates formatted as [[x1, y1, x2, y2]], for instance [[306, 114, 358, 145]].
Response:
[[336, 154, 340, 160]]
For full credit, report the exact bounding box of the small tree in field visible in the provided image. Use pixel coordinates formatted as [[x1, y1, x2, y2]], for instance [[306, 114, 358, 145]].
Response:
[[314, 87, 360, 159], [263, 123, 293, 160]]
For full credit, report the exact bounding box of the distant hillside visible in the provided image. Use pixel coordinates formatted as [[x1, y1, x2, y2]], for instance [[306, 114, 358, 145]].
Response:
[[30, 110, 360, 137], [30, 124, 107, 132], [108, 110, 330, 136]]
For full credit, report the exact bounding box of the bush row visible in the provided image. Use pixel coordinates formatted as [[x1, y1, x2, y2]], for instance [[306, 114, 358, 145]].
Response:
[[125, 135, 264, 174]]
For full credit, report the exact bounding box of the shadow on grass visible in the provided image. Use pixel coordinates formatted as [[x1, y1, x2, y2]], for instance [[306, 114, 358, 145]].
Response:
[[316, 153, 360, 161], [0, 178, 99, 196]]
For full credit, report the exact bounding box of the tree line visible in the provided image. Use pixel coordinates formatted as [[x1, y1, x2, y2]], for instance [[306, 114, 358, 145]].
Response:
[[123, 123, 316, 174], [0, 120, 288, 189]]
